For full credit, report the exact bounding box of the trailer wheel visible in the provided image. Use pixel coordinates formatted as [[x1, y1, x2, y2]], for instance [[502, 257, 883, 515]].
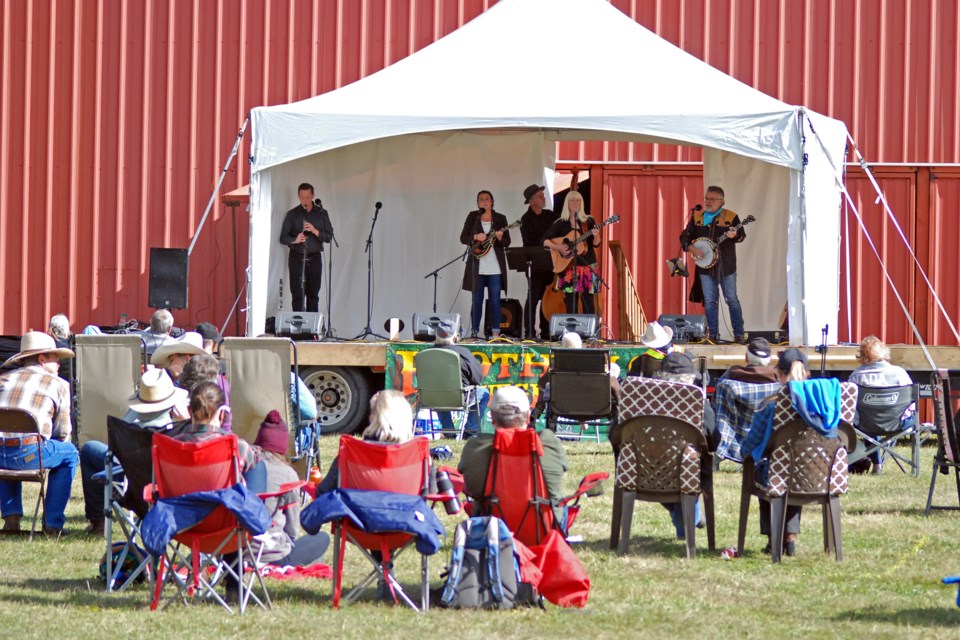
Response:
[[301, 366, 371, 435]]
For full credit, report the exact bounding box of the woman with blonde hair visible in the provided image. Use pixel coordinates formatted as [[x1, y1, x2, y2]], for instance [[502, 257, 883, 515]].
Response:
[[317, 390, 414, 494], [542, 191, 602, 314]]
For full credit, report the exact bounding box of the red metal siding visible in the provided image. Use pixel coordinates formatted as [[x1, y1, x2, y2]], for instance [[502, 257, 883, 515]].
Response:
[[926, 169, 960, 345], [1, 0, 957, 337]]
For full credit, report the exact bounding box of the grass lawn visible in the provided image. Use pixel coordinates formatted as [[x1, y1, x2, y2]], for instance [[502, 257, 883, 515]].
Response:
[[2, 438, 960, 639]]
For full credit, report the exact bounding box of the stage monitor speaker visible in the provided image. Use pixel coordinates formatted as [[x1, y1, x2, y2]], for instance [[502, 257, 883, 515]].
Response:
[[744, 329, 786, 345], [550, 347, 609, 373], [657, 313, 707, 343], [412, 312, 461, 342], [274, 311, 324, 337], [484, 298, 522, 338], [549, 314, 599, 340], [149, 248, 189, 309]]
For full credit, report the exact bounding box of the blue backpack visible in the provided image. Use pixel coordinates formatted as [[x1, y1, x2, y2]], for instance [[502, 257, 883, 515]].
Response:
[[439, 516, 534, 609]]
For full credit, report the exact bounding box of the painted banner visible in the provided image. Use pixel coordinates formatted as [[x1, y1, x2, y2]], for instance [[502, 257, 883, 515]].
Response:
[[385, 342, 651, 434]]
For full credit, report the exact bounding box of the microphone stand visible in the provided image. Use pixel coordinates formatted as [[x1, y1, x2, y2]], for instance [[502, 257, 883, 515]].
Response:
[[424, 247, 472, 313], [353, 203, 389, 340], [322, 225, 342, 340]]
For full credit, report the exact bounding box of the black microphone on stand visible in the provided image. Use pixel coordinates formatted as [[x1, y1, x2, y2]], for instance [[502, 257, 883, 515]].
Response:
[[313, 198, 323, 208], [375, 201, 382, 210], [690, 204, 703, 213]]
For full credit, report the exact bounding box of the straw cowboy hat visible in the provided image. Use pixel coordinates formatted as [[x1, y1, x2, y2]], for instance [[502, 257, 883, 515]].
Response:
[[150, 331, 206, 367], [127, 369, 189, 413], [640, 322, 674, 350], [4, 331, 74, 367]]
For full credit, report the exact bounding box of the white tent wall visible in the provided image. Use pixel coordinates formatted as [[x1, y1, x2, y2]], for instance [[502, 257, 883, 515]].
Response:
[[247, 131, 554, 338]]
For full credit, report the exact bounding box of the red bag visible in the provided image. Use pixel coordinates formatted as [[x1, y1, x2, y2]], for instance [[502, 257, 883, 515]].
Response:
[[528, 530, 590, 608]]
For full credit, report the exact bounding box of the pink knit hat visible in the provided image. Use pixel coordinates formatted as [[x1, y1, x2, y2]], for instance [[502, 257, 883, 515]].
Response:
[[254, 410, 288, 455]]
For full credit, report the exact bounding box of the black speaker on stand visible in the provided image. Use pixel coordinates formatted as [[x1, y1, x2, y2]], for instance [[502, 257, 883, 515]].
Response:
[[148, 248, 189, 309], [657, 313, 707, 343]]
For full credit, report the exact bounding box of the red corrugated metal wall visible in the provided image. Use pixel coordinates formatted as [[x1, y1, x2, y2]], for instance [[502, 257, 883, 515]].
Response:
[[1, 0, 957, 341]]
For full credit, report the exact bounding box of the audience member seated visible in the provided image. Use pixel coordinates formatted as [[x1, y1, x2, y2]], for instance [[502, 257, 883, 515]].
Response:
[[141, 309, 177, 356], [458, 386, 568, 510], [0, 332, 78, 538], [249, 410, 330, 566], [315, 389, 415, 495], [79, 369, 189, 535], [178, 353, 232, 432], [428, 321, 488, 437], [722, 337, 778, 383], [742, 348, 809, 556], [847, 335, 913, 475], [175, 381, 263, 491], [194, 322, 222, 355], [150, 331, 207, 384], [616, 352, 716, 539], [627, 321, 674, 377], [48, 314, 73, 384]]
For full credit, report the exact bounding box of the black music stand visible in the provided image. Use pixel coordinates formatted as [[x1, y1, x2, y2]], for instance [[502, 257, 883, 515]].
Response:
[[505, 247, 553, 340]]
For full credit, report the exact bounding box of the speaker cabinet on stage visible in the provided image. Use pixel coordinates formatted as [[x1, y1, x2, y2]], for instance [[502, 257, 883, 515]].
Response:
[[149, 248, 189, 309], [274, 311, 324, 338], [412, 313, 461, 342], [657, 313, 707, 343], [548, 314, 600, 340], [484, 298, 522, 338]]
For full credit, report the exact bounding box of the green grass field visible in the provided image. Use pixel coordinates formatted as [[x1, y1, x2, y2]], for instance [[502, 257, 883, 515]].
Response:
[[2, 438, 960, 639]]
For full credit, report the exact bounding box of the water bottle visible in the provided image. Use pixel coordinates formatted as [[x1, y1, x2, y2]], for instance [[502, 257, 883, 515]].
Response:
[[435, 470, 461, 515], [119, 313, 127, 327]]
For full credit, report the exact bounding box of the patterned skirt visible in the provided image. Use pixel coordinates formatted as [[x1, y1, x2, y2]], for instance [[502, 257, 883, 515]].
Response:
[[556, 264, 600, 294]]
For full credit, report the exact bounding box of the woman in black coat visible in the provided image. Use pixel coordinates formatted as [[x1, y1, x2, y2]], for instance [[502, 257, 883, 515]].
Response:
[[460, 190, 511, 339]]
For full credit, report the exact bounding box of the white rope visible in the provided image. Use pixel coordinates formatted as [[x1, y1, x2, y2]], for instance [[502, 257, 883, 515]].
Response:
[[804, 115, 938, 369]]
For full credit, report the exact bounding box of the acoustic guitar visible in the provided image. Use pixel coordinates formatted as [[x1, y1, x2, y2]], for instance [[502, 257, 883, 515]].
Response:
[[471, 219, 521, 257], [550, 214, 621, 273]]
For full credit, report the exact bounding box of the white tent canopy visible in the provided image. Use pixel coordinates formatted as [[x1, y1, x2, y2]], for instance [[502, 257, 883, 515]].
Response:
[[248, 0, 848, 345]]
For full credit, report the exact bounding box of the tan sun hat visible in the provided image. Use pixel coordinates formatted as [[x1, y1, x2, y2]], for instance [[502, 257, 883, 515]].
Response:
[[150, 331, 206, 367], [127, 368, 189, 413], [4, 331, 75, 367], [640, 321, 674, 350]]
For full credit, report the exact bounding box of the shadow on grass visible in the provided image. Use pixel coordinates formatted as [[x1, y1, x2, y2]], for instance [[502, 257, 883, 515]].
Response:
[[578, 534, 701, 558], [0, 578, 147, 609], [832, 606, 960, 627], [844, 507, 930, 517]]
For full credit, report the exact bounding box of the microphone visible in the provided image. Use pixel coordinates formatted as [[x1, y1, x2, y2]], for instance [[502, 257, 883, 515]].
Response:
[[478, 207, 486, 214], [313, 198, 323, 207], [375, 201, 382, 210], [690, 204, 703, 213]]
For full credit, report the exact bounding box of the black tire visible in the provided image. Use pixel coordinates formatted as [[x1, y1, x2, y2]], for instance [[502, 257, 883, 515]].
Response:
[[301, 366, 372, 435]]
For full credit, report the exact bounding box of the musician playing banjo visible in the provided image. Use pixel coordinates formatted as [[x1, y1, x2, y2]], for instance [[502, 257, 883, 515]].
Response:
[[543, 191, 602, 316], [680, 185, 746, 343], [460, 190, 512, 340]]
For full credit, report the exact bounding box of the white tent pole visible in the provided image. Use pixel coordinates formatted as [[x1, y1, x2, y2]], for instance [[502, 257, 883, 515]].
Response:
[[189, 117, 249, 256], [843, 195, 852, 341], [845, 132, 960, 343], [798, 112, 810, 345], [805, 117, 939, 368]]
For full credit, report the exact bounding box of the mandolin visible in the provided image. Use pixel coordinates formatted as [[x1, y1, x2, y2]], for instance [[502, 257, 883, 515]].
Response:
[[550, 214, 620, 273], [471, 219, 521, 257]]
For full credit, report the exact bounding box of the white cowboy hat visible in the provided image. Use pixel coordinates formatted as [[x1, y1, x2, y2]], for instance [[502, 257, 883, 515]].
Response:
[[640, 322, 674, 350], [4, 331, 74, 367], [150, 331, 206, 367], [127, 368, 189, 413]]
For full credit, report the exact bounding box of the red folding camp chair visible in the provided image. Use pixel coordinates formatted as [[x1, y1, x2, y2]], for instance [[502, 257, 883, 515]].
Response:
[[478, 428, 607, 548], [331, 435, 435, 611], [147, 433, 271, 613]]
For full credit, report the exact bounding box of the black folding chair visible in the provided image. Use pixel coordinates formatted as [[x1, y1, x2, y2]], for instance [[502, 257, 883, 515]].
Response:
[[546, 348, 615, 443], [850, 384, 921, 476]]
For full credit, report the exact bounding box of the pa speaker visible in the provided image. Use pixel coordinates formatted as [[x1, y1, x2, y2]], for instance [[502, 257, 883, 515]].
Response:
[[657, 313, 707, 343], [149, 248, 189, 309], [484, 298, 522, 338], [275, 311, 323, 337], [549, 314, 599, 340], [412, 313, 461, 342]]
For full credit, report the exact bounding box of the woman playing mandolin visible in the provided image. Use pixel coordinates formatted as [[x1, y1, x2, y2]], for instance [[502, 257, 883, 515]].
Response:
[[459, 190, 512, 339], [542, 191, 602, 315]]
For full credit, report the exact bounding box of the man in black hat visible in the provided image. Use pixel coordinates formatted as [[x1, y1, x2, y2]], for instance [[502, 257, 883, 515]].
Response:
[[429, 321, 488, 436], [519, 184, 559, 340], [721, 337, 779, 384]]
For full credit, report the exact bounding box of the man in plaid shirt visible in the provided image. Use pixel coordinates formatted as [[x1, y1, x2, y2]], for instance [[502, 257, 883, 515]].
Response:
[[715, 339, 780, 462], [0, 332, 79, 536]]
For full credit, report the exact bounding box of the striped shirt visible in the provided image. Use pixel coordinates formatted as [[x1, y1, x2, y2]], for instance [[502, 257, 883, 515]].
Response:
[[0, 364, 73, 441]]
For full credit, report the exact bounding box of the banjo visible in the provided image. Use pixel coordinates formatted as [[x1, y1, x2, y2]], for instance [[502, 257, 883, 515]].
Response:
[[692, 214, 756, 269]]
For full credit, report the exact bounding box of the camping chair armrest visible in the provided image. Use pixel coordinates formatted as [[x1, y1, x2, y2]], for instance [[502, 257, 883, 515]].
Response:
[[558, 471, 609, 507], [258, 480, 308, 501]]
